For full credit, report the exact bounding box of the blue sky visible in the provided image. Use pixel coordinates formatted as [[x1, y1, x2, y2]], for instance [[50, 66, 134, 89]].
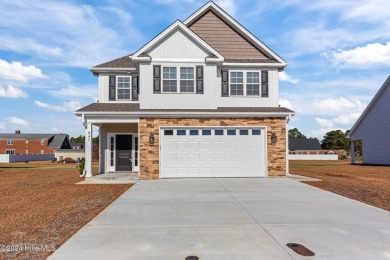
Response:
[[1, 0, 389, 139]]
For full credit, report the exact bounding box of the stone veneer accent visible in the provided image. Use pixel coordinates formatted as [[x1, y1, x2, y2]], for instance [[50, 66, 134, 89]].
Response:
[[139, 118, 287, 179]]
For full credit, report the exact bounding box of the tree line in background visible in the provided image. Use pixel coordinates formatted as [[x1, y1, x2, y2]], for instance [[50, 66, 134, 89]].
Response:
[[70, 135, 99, 144], [288, 128, 351, 151]]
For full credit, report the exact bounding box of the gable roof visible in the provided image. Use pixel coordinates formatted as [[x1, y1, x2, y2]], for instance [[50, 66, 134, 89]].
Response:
[[348, 75, 390, 138], [131, 20, 224, 62], [92, 55, 136, 69], [0, 133, 69, 148], [184, 1, 287, 67], [289, 138, 322, 151]]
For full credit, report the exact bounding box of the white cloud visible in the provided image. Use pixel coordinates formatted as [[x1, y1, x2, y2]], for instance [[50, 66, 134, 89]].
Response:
[[51, 127, 60, 132], [315, 117, 334, 129], [215, 0, 236, 16], [34, 100, 81, 112], [332, 113, 362, 125], [7, 117, 30, 126], [324, 42, 390, 67], [0, 122, 6, 130], [279, 71, 299, 84], [0, 59, 46, 83], [0, 1, 143, 68], [48, 85, 98, 101], [312, 97, 366, 116], [279, 98, 293, 109], [0, 85, 28, 98]]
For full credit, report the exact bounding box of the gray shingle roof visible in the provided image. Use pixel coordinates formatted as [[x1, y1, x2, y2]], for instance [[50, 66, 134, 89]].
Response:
[[289, 138, 322, 151], [0, 133, 69, 149], [224, 59, 279, 63], [76, 103, 294, 114], [92, 55, 136, 68]]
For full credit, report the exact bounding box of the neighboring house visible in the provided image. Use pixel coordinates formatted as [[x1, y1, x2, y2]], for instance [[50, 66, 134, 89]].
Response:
[[71, 143, 84, 150], [289, 138, 322, 154], [0, 130, 71, 155], [75, 2, 295, 178], [348, 76, 390, 165]]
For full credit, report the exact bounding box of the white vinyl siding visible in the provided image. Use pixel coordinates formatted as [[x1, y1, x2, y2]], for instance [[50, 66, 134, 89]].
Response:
[[140, 62, 218, 109], [148, 29, 209, 60]]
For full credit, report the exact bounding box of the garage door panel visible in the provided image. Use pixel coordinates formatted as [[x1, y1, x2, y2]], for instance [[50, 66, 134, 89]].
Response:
[[161, 127, 266, 178]]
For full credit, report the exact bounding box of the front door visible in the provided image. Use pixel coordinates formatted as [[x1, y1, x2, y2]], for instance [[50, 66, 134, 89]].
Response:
[[116, 135, 132, 171]]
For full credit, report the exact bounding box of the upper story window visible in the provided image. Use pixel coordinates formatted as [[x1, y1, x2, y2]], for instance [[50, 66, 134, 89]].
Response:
[[7, 139, 13, 145], [230, 71, 260, 96], [162, 67, 177, 92], [162, 66, 195, 93], [180, 67, 195, 92], [117, 76, 131, 100], [41, 139, 45, 145]]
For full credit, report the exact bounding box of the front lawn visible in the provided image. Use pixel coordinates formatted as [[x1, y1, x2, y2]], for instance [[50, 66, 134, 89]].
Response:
[[0, 161, 132, 259], [290, 160, 390, 211]]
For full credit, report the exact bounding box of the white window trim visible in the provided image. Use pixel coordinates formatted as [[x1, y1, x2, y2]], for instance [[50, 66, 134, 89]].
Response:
[[116, 75, 132, 101], [161, 66, 196, 94], [5, 149, 15, 155], [41, 139, 45, 145], [7, 139, 13, 145], [229, 70, 261, 97]]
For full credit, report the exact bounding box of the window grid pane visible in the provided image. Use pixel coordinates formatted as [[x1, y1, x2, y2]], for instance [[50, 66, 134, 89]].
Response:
[[231, 84, 244, 95], [247, 85, 260, 96], [163, 80, 177, 92], [180, 80, 194, 92], [163, 67, 177, 79]]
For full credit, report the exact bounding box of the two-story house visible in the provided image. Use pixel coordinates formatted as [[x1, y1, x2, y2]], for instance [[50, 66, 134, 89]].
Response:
[[75, 1, 294, 179]]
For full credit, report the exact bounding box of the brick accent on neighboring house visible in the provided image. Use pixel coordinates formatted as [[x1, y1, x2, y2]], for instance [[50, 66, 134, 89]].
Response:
[[139, 118, 286, 180], [0, 139, 53, 155]]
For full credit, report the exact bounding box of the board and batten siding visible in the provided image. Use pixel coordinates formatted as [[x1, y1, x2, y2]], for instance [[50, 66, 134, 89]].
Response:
[[148, 29, 209, 60], [217, 69, 279, 107], [140, 62, 218, 109], [351, 84, 390, 165]]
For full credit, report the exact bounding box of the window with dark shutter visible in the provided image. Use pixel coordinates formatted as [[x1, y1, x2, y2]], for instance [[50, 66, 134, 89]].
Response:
[[109, 75, 116, 101], [153, 65, 161, 93], [196, 66, 204, 94], [261, 70, 269, 97], [132, 76, 139, 100], [221, 69, 229, 97]]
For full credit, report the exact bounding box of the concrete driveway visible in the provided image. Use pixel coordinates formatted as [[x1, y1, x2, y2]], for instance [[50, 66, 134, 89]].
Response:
[[50, 178, 390, 260]]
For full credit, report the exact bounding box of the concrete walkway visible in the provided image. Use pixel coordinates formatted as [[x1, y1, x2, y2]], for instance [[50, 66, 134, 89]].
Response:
[[50, 178, 390, 260]]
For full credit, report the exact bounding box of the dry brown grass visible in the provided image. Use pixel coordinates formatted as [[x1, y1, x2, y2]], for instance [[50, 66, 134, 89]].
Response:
[[0, 161, 132, 260], [290, 160, 390, 211]]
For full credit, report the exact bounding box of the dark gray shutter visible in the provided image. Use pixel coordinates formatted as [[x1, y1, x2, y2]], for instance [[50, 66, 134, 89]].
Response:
[[109, 75, 116, 101], [196, 66, 204, 94], [132, 76, 139, 100], [261, 70, 269, 97], [221, 69, 229, 97], [153, 65, 161, 93]]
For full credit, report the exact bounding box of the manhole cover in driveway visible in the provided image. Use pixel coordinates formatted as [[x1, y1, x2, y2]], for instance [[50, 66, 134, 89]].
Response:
[[185, 256, 199, 260], [287, 243, 315, 256]]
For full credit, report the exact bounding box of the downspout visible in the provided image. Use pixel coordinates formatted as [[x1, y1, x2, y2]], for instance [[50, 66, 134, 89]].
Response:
[[286, 114, 291, 177]]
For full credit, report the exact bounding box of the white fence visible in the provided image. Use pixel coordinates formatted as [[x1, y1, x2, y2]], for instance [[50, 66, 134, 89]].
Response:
[[0, 154, 54, 163], [288, 154, 338, 161]]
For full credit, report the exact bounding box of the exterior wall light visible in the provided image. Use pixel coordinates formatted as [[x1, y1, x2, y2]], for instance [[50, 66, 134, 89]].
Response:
[[149, 132, 155, 145], [271, 132, 277, 145]]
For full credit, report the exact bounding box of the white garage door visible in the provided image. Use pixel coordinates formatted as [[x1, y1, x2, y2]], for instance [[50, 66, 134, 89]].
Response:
[[160, 127, 267, 178]]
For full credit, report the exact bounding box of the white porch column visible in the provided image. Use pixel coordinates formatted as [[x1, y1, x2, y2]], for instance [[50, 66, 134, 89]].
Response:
[[351, 140, 355, 164], [85, 122, 93, 177]]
